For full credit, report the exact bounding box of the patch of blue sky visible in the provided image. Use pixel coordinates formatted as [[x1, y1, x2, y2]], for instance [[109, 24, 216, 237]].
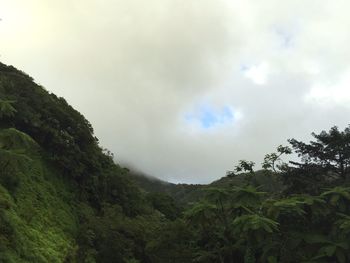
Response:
[[200, 109, 218, 128], [185, 105, 235, 129]]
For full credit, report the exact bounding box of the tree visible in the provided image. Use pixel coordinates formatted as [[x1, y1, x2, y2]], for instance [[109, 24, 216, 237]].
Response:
[[147, 192, 180, 220], [321, 187, 350, 213], [289, 126, 350, 180], [232, 214, 279, 263], [262, 145, 292, 173], [231, 185, 265, 210], [184, 201, 217, 229], [228, 160, 256, 183], [234, 160, 255, 174]]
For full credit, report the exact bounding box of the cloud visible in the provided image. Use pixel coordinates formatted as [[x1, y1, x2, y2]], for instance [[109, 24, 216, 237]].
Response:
[[305, 70, 350, 106], [242, 62, 270, 85], [1, 0, 350, 183]]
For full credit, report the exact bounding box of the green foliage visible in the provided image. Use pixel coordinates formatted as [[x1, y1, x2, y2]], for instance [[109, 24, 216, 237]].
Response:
[[178, 126, 350, 262], [232, 214, 279, 234], [0, 99, 16, 120], [304, 234, 349, 263], [234, 160, 255, 174], [0, 62, 165, 262], [204, 187, 231, 203], [6, 62, 350, 263], [0, 64, 101, 178], [146, 219, 196, 263], [0, 128, 37, 193], [147, 192, 181, 220], [184, 201, 217, 228], [231, 185, 266, 209], [262, 145, 291, 172], [0, 155, 78, 262], [289, 125, 350, 180], [264, 197, 306, 220], [0, 128, 38, 151]]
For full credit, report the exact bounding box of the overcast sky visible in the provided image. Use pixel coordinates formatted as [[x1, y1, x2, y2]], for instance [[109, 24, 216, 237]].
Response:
[[1, 0, 350, 183]]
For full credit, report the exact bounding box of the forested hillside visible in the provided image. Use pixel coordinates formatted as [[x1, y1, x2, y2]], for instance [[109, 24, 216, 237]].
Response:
[[129, 172, 205, 205], [130, 170, 282, 206], [2, 62, 350, 262], [0, 62, 174, 262]]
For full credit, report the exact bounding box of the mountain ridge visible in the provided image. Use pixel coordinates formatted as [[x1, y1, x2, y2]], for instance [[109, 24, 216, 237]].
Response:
[[3, 61, 350, 263]]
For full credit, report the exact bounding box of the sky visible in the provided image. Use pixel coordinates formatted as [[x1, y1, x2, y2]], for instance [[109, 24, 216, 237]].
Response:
[[1, 0, 350, 183]]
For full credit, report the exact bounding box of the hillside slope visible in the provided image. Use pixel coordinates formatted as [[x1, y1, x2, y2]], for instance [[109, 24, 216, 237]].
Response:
[[129, 172, 205, 205], [130, 169, 282, 205], [0, 62, 166, 263], [4, 62, 350, 263]]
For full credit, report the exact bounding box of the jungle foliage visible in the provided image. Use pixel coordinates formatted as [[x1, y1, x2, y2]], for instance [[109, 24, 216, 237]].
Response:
[[2, 62, 350, 263]]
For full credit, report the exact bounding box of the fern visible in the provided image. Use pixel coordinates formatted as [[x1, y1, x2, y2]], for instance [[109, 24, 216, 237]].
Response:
[[0, 99, 16, 119], [0, 128, 38, 151], [184, 202, 217, 227], [321, 187, 350, 203], [264, 197, 306, 220], [232, 214, 279, 234], [231, 185, 266, 209]]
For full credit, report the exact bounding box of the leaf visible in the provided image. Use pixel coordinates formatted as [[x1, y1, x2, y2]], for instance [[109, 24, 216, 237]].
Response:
[[232, 214, 279, 235], [323, 245, 336, 257], [0, 128, 38, 151], [232, 185, 266, 208], [267, 256, 278, 263], [322, 187, 350, 202], [336, 249, 346, 263], [336, 242, 348, 250], [331, 195, 340, 205], [264, 197, 306, 219], [303, 234, 328, 244], [203, 187, 230, 202], [184, 201, 217, 226]]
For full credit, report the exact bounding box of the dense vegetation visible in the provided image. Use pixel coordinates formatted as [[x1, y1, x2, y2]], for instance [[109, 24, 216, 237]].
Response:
[[0, 62, 163, 262], [2, 62, 350, 262]]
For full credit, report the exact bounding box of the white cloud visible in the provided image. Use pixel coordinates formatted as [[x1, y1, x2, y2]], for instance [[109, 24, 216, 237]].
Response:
[[305, 70, 350, 106], [243, 62, 270, 85]]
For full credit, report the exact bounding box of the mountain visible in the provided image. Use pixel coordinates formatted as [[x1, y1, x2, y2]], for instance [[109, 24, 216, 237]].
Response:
[[0, 61, 281, 262], [130, 169, 282, 206], [128, 171, 205, 205], [3, 61, 350, 263], [0, 62, 168, 262]]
